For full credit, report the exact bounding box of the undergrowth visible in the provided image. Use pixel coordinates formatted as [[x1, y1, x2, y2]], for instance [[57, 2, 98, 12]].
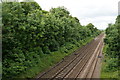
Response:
[[19, 37, 93, 78]]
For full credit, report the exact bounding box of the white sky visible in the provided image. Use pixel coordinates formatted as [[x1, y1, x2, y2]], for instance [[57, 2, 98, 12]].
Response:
[[35, 0, 119, 30]]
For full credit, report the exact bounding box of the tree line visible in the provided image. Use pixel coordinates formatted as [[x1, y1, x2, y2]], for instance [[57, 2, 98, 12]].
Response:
[[2, 2, 101, 78], [103, 15, 120, 76]]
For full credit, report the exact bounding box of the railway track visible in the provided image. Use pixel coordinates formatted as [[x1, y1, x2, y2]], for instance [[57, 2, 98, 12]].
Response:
[[36, 33, 104, 80]]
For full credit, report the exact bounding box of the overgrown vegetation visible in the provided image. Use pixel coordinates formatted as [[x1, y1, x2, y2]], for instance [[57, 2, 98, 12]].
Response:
[[101, 15, 120, 79], [0, 62, 1, 74], [2, 2, 101, 79]]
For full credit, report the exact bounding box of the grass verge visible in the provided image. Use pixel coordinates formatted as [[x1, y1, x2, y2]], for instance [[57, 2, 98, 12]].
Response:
[[100, 45, 119, 79], [0, 61, 2, 79]]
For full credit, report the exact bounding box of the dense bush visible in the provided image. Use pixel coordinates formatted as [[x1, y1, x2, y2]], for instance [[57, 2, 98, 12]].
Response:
[[104, 15, 120, 72], [2, 2, 101, 78]]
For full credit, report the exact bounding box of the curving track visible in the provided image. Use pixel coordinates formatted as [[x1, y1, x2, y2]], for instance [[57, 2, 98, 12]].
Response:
[[36, 33, 104, 80]]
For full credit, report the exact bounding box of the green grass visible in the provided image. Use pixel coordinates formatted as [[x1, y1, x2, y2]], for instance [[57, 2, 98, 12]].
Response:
[[101, 70, 118, 78], [0, 61, 2, 80], [18, 37, 93, 78], [0, 63, 1, 73], [100, 58, 118, 78], [100, 45, 119, 79]]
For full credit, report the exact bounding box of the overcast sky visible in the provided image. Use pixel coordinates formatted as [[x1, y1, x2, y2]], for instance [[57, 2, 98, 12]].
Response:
[[35, 0, 119, 30]]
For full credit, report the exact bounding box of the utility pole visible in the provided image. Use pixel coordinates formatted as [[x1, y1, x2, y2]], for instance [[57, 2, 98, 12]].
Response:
[[118, 1, 120, 15]]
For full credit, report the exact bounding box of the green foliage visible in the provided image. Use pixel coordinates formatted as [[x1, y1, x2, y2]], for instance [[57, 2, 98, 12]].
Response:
[[2, 2, 101, 79], [86, 23, 100, 35], [18, 36, 94, 78], [103, 58, 118, 72], [104, 18, 119, 58], [101, 15, 120, 78]]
